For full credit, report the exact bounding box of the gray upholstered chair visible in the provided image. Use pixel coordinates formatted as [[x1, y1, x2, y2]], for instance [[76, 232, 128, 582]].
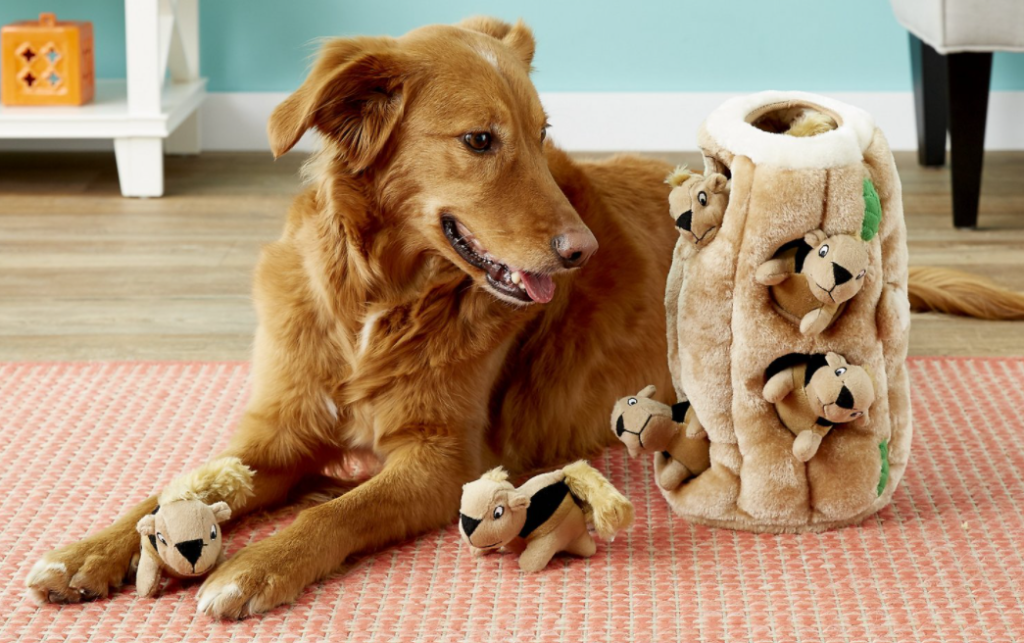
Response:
[[890, 0, 1024, 228]]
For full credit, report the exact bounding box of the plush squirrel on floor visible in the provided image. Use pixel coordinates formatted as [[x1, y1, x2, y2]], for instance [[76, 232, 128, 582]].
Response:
[[666, 166, 730, 254], [134, 457, 254, 597], [610, 385, 711, 490], [458, 461, 633, 572], [763, 352, 876, 461], [756, 228, 871, 336]]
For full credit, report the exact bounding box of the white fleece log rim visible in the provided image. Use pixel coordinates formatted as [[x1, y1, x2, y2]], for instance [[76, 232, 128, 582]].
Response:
[[702, 90, 877, 170]]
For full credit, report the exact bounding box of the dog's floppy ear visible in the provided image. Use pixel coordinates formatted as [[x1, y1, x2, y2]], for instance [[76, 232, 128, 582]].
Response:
[[458, 16, 535, 68], [268, 37, 406, 169]]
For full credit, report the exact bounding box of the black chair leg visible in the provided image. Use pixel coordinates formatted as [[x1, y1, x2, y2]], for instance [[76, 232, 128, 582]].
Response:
[[910, 34, 948, 167], [947, 51, 993, 229]]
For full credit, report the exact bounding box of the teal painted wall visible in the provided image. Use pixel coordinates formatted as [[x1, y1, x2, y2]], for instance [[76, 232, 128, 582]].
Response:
[[3, 0, 1023, 92]]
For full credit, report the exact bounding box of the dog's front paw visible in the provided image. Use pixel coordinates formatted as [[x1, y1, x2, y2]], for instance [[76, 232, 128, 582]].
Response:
[[197, 536, 316, 619], [25, 534, 139, 605]]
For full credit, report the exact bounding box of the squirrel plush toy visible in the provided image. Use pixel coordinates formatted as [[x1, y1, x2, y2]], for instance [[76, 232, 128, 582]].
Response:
[[756, 229, 870, 336], [458, 461, 634, 572], [134, 457, 254, 597], [666, 166, 730, 254], [762, 352, 876, 461], [609, 385, 711, 490]]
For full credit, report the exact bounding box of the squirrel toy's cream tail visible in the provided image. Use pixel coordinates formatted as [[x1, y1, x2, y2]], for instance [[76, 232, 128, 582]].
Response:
[[908, 266, 1024, 320], [562, 461, 634, 539]]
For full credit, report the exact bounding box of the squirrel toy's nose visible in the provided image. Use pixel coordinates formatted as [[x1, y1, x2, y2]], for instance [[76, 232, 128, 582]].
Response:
[[460, 513, 481, 537], [833, 263, 853, 285], [175, 539, 204, 566]]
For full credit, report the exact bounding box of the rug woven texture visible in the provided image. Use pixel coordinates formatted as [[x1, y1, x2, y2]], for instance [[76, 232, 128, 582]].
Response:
[[1, 359, 1022, 642]]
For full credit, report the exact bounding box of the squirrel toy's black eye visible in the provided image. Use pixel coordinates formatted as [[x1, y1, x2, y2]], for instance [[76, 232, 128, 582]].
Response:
[[210, 526, 218, 540], [698, 191, 708, 206], [857, 269, 866, 280], [627, 397, 638, 406], [818, 245, 830, 258], [156, 533, 167, 546], [463, 132, 492, 152], [835, 367, 847, 376], [493, 506, 504, 520]]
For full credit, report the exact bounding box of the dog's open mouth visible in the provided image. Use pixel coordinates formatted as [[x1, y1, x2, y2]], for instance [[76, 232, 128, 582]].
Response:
[[442, 216, 555, 304]]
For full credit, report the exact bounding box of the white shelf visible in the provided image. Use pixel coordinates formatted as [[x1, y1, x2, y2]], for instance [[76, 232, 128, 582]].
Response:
[[0, 78, 206, 139], [0, 0, 204, 197]]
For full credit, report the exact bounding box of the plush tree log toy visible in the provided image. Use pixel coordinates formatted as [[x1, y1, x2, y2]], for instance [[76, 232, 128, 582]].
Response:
[[458, 461, 633, 572], [134, 457, 254, 597], [648, 92, 910, 532], [609, 385, 711, 490]]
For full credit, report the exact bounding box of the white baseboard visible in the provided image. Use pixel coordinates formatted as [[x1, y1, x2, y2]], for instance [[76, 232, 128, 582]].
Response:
[[3, 91, 1023, 153]]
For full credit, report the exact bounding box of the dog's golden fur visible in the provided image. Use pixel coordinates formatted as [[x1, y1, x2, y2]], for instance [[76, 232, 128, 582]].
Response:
[[24, 16, 1024, 619], [26, 17, 675, 617]]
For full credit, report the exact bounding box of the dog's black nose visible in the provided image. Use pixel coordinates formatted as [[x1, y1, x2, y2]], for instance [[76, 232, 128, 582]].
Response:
[[833, 263, 853, 285], [460, 513, 482, 537], [552, 230, 598, 268], [175, 539, 205, 566], [675, 210, 693, 232], [835, 385, 854, 409], [615, 416, 626, 437]]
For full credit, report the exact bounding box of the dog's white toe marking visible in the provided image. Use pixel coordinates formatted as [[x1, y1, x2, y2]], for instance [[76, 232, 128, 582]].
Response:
[[198, 582, 241, 615], [25, 560, 68, 604], [26, 560, 66, 585]]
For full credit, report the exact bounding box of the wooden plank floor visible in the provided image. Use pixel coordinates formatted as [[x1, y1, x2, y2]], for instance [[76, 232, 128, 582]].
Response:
[[1, 150, 1022, 361]]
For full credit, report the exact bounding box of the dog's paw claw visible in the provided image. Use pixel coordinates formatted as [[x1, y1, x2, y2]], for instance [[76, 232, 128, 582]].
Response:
[[197, 547, 306, 619]]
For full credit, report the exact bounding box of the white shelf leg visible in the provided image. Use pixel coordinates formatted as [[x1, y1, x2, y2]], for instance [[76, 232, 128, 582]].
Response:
[[166, 110, 201, 155], [114, 137, 165, 197]]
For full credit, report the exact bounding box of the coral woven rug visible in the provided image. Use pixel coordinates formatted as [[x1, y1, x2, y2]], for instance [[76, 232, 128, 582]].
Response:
[[1, 359, 1023, 643]]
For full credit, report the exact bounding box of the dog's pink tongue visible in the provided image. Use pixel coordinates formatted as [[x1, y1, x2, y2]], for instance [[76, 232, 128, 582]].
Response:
[[520, 272, 555, 304]]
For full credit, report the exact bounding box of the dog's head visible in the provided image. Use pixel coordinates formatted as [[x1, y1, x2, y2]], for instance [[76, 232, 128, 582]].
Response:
[[799, 230, 869, 305], [136, 499, 231, 577], [609, 385, 678, 457], [458, 467, 529, 551], [268, 17, 596, 306], [804, 352, 875, 424], [667, 169, 729, 249]]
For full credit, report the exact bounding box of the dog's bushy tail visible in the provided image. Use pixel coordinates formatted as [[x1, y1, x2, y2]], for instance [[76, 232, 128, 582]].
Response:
[[563, 461, 634, 539], [908, 266, 1024, 319]]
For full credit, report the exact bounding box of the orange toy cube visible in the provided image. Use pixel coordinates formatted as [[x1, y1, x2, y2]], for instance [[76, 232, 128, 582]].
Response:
[[1, 13, 94, 106]]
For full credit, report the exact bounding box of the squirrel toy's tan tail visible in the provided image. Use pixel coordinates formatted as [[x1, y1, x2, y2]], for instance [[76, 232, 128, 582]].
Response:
[[562, 461, 634, 539], [908, 266, 1024, 320]]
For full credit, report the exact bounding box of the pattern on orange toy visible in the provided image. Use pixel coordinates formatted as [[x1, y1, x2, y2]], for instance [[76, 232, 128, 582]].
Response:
[[1, 13, 94, 106]]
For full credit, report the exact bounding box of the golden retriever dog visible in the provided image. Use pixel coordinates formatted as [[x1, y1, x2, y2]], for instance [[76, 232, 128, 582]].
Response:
[[25, 16, 1024, 619]]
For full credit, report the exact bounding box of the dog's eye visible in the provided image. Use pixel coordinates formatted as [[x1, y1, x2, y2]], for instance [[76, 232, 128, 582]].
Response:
[[835, 367, 847, 376], [857, 269, 866, 280], [210, 526, 217, 540], [463, 132, 492, 153], [698, 191, 708, 206], [818, 244, 830, 258], [156, 533, 167, 546], [627, 397, 637, 406], [540, 124, 549, 143], [493, 506, 504, 520]]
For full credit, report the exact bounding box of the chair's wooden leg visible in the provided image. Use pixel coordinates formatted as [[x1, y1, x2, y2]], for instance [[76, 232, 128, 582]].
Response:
[[947, 51, 993, 229], [909, 33, 948, 167]]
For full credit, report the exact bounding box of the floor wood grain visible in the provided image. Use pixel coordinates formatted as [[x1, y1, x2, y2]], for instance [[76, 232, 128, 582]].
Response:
[[1, 150, 1021, 360]]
